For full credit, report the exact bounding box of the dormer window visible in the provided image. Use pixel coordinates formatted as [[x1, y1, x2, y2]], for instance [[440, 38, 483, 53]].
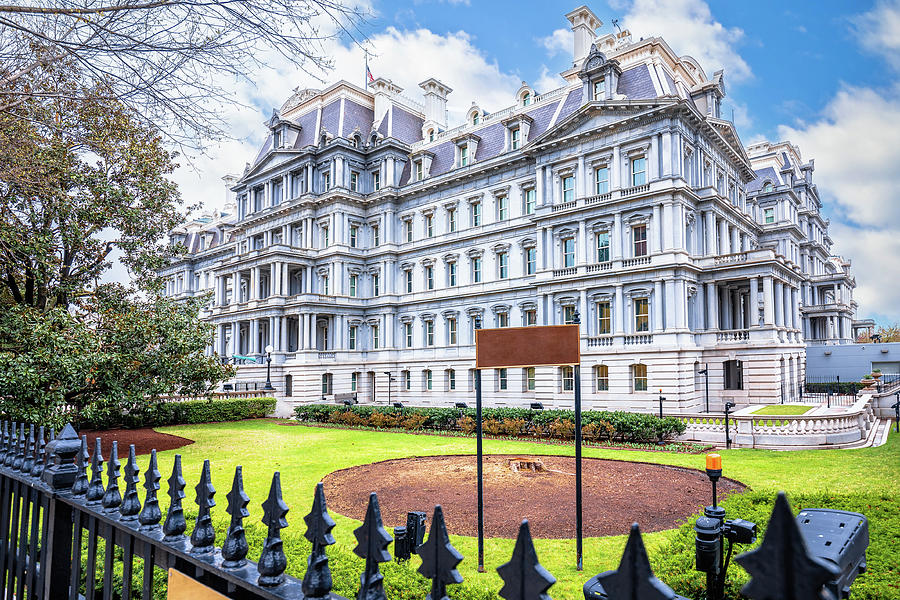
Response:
[[593, 79, 605, 100], [273, 128, 282, 148], [415, 161, 424, 181], [428, 129, 435, 142], [461, 146, 469, 166], [472, 114, 479, 126], [511, 128, 521, 150], [522, 92, 531, 106], [763, 182, 774, 193]]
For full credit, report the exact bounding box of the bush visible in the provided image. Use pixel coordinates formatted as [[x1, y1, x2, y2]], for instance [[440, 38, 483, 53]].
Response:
[[293, 404, 686, 444], [805, 381, 865, 395], [400, 414, 428, 430], [79, 397, 276, 429]]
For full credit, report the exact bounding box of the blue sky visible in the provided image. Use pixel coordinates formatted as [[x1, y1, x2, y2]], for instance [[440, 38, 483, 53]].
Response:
[[171, 0, 900, 324]]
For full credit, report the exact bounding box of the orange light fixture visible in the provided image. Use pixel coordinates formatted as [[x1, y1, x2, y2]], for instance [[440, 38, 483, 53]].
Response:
[[706, 453, 722, 471]]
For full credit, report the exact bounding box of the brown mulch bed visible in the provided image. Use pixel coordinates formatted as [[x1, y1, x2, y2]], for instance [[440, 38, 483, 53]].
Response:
[[78, 428, 194, 456], [323, 454, 745, 539]]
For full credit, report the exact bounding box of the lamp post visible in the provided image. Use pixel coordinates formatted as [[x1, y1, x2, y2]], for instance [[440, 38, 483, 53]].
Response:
[[263, 344, 274, 391], [724, 402, 735, 449], [657, 390, 667, 446], [384, 371, 394, 406], [699, 364, 709, 413], [892, 392, 899, 434]]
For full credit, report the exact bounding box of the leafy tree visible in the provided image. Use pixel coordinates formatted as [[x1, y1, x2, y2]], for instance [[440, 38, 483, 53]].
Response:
[[0, 58, 233, 427], [857, 324, 900, 343]]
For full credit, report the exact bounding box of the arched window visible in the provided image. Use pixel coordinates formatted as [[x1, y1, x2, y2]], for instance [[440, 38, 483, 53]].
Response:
[[472, 114, 479, 125], [763, 182, 774, 193], [522, 92, 531, 106], [428, 129, 435, 142]]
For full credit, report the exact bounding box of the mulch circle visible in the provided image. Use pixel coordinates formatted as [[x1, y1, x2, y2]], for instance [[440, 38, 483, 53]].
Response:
[[323, 454, 745, 539], [78, 428, 194, 456]]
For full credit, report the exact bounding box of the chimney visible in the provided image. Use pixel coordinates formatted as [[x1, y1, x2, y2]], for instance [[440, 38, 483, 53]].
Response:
[[370, 78, 404, 125], [419, 78, 453, 130], [566, 6, 603, 66]]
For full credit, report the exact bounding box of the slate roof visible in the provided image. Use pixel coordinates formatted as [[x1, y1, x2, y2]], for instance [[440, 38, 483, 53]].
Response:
[[527, 98, 564, 140], [293, 109, 319, 148], [252, 134, 273, 166], [662, 70, 677, 95], [746, 167, 781, 193], [557, 89, 582, 122], [320, 99, 340, 136], [617, 64, 657, 100], [390, 106, 424, 144], [343, 100, 374, 138], [474, 123, 506, 161]]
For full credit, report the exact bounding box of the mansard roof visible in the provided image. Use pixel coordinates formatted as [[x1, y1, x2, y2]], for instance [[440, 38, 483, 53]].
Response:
[[747, 167, 781, 192], [617, 64, 657, 99]]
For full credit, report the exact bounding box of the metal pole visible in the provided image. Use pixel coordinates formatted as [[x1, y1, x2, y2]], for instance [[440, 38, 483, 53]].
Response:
[[475, 367, 484, 573], [264, 351, 273, 390], [894, 393, 899, 434], [705, 365, 709, 414], [574, 363, 583, 571], [724, 404, 732, 450]]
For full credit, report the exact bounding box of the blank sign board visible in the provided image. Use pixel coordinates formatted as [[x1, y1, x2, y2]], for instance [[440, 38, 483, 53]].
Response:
[[167, 569, 229, 600], [475, 325, 580, 369]]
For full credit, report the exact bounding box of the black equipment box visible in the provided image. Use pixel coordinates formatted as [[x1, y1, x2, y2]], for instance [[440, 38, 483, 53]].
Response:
[[796, 508, 869, 599]]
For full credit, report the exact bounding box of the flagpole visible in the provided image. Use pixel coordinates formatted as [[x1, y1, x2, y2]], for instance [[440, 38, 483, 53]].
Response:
[[365, 50, 369, 90]]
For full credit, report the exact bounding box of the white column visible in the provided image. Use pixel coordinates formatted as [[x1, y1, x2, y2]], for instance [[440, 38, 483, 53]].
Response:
[[577, 155, 586, 199], [675, 280, 687, 329], [612, 212, 623, 259], [577, 220, 587, 265], [706, 283, 719, 330], [653, 204, 663, 253], [731, 227, 740, 254], [654, 280, 664, 332], [774, 281, 784, 327], [718, 219, 728, 255], [705, 211, 716, 256], [611, 145, 621, 190], [763, 277, 774, 326], [614, 285, 625, 334], [749, 277, 759, 327]]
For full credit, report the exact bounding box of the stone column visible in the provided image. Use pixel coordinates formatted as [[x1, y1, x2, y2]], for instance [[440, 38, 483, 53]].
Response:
[[577, 220, 587, 265], [611, 145, 621, 190], [614, 285, 625, 334], [705, 211, 716, 256], [731, 227, 740, 254], [675, 280, 687, 329], [774, 281, 784, 327], [613, 212, 623, 259], [763, 277, 774, 326], [233, 322, 241, 356], [722, 288, 732, 329], [784, 285, 793, 330], [653, 204, 663, 253], [749, 277, 760, 327], [577, 155, 586, 199], [654, 280, 664, 331], [718, 219, 728, 255], [662, 203, 673, 251], [706, 283, 719, 330]]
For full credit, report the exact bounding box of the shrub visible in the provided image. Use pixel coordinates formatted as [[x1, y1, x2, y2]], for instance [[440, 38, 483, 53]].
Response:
[[400, 414, 428, 431], [368, 412, 399, 429], [457, 415, 476, 434], [80, 397, 276, 429], [500, 417, 527, 437], [482, 418, 503, 436], [548, 418, 575, 439]]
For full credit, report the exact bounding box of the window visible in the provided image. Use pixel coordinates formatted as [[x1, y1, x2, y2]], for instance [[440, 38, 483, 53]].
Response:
[[525, 247, 536, 275], [498, 368, 508, 390], [524, 309, 537, 325], [497, 196, 508, 221], [522, 92, 531, 106], [403, 370, 411, 390], [724, 360, 744, 390], [322, 171, 331, 190], [425, 266, 434, 290], [429, 130, 435, 142], [593, 79, 605, 100], [415, 161, 424, 181], [448, 369, 456, 390], [633, 225, 647, 257], [524, 189, 536, 215], [322, 373, 332, 395], [562, 237, 575, 267], [598, 301, 611, 334], [273, 129, 282, 148], [321, 274, 329, 295], [448, 263, 457, 287], [562, 175, 574, 202], [763, 182, 774, 193], [597, 232, 610, 262], [425, 369, 433, 391], [349, 274, 358, 297], [448, 318, 458, 344], [764, 208, 775, 224], [349, 225, 358, 248], [425, 214, 434, 237], [351, 372, 358, 392], [404, 323, 413, 348], [373, 171, 381, 191], [253, 187, 264, 212], [563, 305, 576, 325], [635, 298, 649, 332], [272, 180, 282, 206], [511, 128, 521, 150], [498, 252, 508, 279], [596, 365, 609, 391], [349, 325, 357, 350], [404, 220, 413, 242], [372, 273, 380, 297], [595, 167, 609, 195], [498, 312, 509, 328], [472, 113, 479, 125], [631, 157, 647, 187], [350, 171, 359, 192], [322, 226, 330, 248], [373, 225, 380, 247], [405, 270, 413, 293], [472, 201, 482, 226], [562, 366, 574, 391], [460, 146, 469, 167], [472, 257, 482, 283], [525, 367, 536, 391], [425, 321, 434, 346], [448, 208, 457, 232], [372, 325, 380, 349], [633, 364, 648, 391]]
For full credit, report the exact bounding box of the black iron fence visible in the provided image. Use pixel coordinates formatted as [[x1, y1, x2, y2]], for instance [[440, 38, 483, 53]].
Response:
[[803, 376, 861, 406], [0, 420, 861, 600]]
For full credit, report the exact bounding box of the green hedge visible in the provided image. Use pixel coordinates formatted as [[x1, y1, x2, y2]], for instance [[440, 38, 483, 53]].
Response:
[[293, 404, 686, 443], [80, 397, 276, 429], [805, 381, 865, 395], [652, 489, 898, 600]]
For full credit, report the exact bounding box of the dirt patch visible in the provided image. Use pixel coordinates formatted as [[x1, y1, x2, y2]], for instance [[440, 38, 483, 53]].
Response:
[[78, 428, 194, 456], [323, 454, 745, 539]]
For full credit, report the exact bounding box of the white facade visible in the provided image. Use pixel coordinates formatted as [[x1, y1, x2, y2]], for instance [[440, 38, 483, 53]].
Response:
[[161, 7, 859, 413]]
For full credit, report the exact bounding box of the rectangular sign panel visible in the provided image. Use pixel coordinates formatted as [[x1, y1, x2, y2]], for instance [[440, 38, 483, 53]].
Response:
[[167, 569, 229, 600], [475, 325, 580, 369]]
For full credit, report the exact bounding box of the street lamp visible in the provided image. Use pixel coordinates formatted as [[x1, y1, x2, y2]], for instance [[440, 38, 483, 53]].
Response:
[[724, 401, 735, 449], [384, 371, 395, 406], [698, 364, 709, 413], [263, 344, 274, 391], [657, 390, 667, 446]]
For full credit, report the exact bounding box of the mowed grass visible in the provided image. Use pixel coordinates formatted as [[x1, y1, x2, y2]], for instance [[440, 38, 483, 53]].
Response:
[[149, 420, 900, 599], [752, 404, 813, 415]]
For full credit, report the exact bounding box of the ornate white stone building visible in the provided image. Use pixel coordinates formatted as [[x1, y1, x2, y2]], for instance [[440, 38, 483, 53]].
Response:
[[162, 6, 861, 412]]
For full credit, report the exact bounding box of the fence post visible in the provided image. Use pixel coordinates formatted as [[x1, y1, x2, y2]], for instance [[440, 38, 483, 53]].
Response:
[[40, 423, 80, 598]]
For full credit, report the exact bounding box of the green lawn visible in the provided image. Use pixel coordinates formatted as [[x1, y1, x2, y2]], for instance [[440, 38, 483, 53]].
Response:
[[751, 404, 813, 415], [148, 420, 900, 599]]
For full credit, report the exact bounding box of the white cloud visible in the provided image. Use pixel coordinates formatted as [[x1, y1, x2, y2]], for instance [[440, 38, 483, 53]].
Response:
[[778, 83, 900, 321], [620, 0, 752, 82], [852, 0, 900, 70], [533, 65, 565, 96], [538, 28, 572, 58]]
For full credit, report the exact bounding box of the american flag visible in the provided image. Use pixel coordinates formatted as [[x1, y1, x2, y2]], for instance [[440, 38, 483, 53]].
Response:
[[366, 64, 375, 85]]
